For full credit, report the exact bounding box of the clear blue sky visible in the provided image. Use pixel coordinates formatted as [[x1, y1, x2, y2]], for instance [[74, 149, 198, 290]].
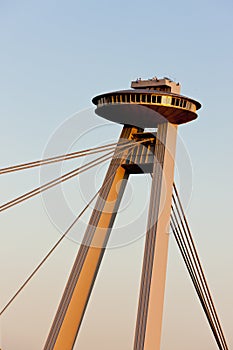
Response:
[[0, 1, 233, 349]]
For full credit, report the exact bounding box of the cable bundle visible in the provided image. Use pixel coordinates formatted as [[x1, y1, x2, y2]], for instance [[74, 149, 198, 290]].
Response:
[[0, 143, 118, 175], [0, 141, 131, 213], [0, 138, 148, 316], [0, 139, 228, 350], [171, 183, 228, 350]]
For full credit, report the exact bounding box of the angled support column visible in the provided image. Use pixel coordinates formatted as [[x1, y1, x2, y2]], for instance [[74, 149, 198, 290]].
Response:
[[134, 122, 177, 350], [44, 125, 139, 350]]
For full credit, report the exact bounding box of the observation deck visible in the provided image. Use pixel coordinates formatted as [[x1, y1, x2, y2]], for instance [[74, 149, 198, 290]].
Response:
[[92, 77, 201, 128]]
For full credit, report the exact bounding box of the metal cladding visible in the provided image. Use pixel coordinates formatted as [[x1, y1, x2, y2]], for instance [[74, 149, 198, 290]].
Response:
[[92, 89, 201, 128]]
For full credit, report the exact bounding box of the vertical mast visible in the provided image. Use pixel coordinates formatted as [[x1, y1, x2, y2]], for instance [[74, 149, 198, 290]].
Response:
[[134, 122, 177, 350]]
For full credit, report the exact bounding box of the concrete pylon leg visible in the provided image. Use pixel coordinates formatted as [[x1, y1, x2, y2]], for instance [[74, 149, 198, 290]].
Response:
[[44, 126, 139, 350], [134, 122, 177, 350]]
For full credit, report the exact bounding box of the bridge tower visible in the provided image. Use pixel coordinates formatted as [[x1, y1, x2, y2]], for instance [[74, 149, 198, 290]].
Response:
[[43, 77, 201, 350]]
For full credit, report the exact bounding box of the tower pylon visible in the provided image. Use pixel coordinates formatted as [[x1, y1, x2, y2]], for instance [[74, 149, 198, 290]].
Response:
[[44, 76, 201, 349]]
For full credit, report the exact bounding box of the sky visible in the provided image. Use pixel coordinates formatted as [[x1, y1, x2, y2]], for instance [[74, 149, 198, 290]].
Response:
[[0, 0, 233, 349]]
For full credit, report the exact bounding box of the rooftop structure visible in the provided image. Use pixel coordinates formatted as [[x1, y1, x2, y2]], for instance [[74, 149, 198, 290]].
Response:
[[131, 76, 181, 94]]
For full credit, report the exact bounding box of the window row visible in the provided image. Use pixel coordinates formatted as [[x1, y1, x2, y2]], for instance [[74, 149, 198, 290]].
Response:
[[97, 94, 195, 111]]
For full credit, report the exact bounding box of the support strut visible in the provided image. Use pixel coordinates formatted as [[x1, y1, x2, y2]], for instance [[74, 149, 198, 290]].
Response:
[[44, 125, 139, 350]]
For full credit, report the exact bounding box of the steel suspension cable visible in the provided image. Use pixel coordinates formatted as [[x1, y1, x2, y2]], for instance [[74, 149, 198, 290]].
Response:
[[0, 193, 97, 317], [171, 203, 227, 349], [0, 139, 152, 214], [0, 142, 122, 175], [173, 184, 228, 349], [0, 149, 115, 213], [170, 211, 224, 349], [0, 141, 133, 213], [0, 139, 139, 317], [171, 185, 228, 349]]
